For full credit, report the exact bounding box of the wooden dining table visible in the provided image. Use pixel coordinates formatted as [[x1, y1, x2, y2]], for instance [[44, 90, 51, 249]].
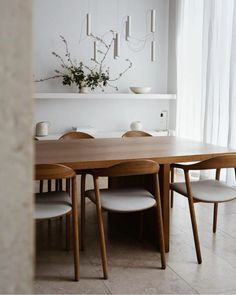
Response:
[[35, 136, 235, 252]]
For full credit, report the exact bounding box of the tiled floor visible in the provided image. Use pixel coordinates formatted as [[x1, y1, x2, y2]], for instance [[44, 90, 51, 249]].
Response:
[[34, 176, 236, 294]]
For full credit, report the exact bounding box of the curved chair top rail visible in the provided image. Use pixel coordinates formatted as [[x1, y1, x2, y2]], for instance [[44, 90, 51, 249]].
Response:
[[91, 160, 159, 177], [171, 154, 236, 171], [35, 164, 75, 180], [122, 130, 152, 138], [59, 131, 94, 140]]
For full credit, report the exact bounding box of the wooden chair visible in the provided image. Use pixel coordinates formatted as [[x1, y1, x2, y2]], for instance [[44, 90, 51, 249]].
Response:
[[121, 131, 175, 209], [59, 131, 94, 252], [82, 160, 166, 279], [122, 129, 175, 231], [122, 130, 152, 137], [170, 155, 236, 264], [59, 131, 94, 140], [121, 130, 153, 238], [35, 164, 80, 281]]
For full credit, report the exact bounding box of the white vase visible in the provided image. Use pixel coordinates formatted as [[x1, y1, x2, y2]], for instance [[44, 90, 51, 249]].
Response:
[[130, 121, 142, 131], [80, 87, 89, 94]]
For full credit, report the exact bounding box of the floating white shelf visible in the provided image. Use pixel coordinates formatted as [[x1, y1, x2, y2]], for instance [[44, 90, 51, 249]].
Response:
[[34, 93, 176, 100]]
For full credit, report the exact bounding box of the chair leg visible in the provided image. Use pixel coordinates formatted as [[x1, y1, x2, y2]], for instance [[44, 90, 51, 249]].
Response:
[[66, 214, 70, 251], [72, 177, 80, 281], [39, 180, 43, 193], [170, 167, 174, 208], [80, 174, 86, 251], [66, 178, 71, 195], [154, 175, 166, 269], [213, 203, 218, 233], [94, 176, 108, 279], [187, 198, 202, 264], [59, 179, 63, 191], [156, 203, 166, 269], [48, 179, 52, 192], [55, 179, 59, 191]]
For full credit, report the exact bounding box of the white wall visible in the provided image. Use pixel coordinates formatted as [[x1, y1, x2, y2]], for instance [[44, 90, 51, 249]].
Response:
[[33, 0, 176, 133], [167, 0, 177, 93], [33, 0, 169, 93], [35, 98, 170, 133]]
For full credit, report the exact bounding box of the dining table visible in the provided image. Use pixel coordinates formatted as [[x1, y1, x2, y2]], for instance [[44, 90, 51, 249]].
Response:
[[35, 136, 235, 252]]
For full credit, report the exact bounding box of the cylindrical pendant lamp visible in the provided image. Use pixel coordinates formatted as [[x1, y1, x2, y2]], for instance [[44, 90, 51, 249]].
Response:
[[126, 16, 131, 40], [113, 37, 117, 59], [151, 41, 156, 61], [93, 41, 97, 61], [86, 13, 91, 36], [115, 33, 120, 57], [151, 9, 156, 33]]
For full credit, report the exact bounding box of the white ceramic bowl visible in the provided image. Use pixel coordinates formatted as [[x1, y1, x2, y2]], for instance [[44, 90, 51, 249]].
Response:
[[130, 87, 152, 94]]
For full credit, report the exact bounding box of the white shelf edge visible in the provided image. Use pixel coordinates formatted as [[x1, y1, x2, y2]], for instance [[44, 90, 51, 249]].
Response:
[[34, 93, 176, 100]]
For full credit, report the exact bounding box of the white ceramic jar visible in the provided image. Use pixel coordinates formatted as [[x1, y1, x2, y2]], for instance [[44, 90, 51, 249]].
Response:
[[130, 121, 143, 131], [35, 121, 50, 136]]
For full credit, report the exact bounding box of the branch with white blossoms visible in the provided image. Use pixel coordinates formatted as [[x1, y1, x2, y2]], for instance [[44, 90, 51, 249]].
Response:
[[35, 34, 132, 92]]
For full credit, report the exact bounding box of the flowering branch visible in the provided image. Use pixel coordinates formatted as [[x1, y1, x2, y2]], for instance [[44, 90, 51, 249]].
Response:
[[34, 33, 133, 92]]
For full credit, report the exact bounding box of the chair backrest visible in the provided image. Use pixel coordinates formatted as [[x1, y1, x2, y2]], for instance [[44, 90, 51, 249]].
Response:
[[185, 154, 236, 170], [59, 131, 94, 140], [35, 164, 75, 180], [122, 130, 152, 138], [92, 160, 159, 177]]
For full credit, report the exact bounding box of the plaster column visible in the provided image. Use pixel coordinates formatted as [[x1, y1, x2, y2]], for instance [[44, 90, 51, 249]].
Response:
[[0, 1, 33, 293]]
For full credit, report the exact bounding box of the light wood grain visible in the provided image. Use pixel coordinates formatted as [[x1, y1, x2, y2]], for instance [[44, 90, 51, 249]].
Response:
[[35, 137, 236, 252], [35, 164, 79, 281], [35, 137, 234, 169], [122, 130, 152, 137], [171, 154, 236, 264], [89, 160, 166, 277], [59, 131, 94, 140]]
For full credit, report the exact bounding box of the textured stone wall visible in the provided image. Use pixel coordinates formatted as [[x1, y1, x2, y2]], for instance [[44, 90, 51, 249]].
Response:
[[0, 1, 33, 293]]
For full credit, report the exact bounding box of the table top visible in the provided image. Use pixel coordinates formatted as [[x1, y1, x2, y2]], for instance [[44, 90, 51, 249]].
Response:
[[35, 136, 235, 170]]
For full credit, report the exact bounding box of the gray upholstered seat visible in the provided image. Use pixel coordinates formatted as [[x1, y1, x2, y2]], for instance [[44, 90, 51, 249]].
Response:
[[171, 179, 236, 203], [35, 191, 72, 219], [85, 188, 155, 212]]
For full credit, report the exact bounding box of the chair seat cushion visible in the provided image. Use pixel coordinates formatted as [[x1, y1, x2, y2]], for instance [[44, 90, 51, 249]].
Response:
[[35, 191, 72, 219], [171, 179, 236, 203], [85, 188, 156, 212]]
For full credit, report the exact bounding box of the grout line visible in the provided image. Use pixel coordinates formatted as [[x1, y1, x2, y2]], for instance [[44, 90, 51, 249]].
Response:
[[102, 281, 112, 295], [166, 264, 200, 294], [87, 255, 112, 294]]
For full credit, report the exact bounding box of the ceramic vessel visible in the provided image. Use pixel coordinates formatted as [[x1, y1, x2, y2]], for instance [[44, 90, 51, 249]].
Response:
[[80, 87, 89, 94], [35, 121, 50, 136], [130, 121, 142, 131], [130, 87, 152, 94]]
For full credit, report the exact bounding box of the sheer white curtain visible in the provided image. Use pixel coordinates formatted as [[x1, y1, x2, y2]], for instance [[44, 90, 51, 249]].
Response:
[[176, 0, 235, 145], [176, 0, 236, 182]]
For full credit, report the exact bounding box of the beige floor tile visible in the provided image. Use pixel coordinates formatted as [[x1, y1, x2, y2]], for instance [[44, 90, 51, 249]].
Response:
[[34, 177, 236, 294], [167, 244, 236, 294], [99, 260, 197, 294], [35, 254, 110, 294]]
